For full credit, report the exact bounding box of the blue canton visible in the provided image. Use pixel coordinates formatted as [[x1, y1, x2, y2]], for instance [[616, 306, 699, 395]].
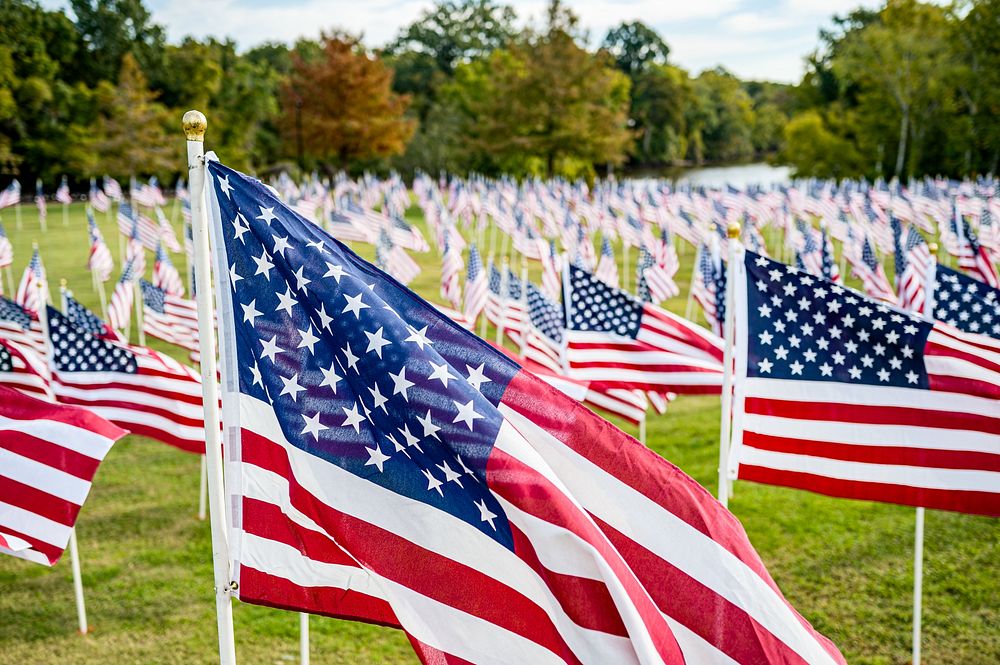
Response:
[[65, 294, 108, 335], [526, 283, 563, 344], [934, 265, 1000, 339], [745, 252, 932, 388], [0, 296, 33, 329], [140, 279, 166, 313], [46, 308, 137, 373], [566, 265, 643, 339]]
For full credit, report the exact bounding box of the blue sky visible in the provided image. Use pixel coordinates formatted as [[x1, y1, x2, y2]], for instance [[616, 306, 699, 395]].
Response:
[[45, 0, 881, 83]]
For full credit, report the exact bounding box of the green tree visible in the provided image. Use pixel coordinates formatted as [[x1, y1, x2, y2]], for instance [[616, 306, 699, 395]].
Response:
[[689, 68, 755, 163], [69, 0, 166, 86], [782, 109, 863, 178], [630, 64, 691, 164], [601, 21, 669, 77]]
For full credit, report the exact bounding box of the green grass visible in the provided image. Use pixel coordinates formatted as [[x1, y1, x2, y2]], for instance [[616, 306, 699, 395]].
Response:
[[0, 201, 997, 664]]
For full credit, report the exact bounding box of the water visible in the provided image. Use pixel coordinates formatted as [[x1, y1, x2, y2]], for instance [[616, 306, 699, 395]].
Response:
[[677, 163, 791, 188]]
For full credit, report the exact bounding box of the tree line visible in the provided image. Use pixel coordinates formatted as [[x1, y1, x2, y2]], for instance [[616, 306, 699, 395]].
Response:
[[0, 0, 995, 185]]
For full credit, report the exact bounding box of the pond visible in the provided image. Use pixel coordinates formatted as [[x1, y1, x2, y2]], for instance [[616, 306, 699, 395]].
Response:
[[630, 162, 792, 188]]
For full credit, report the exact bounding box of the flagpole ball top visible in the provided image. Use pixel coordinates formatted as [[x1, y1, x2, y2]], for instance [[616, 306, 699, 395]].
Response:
[[182, 110, 207, 141], [928, 242, 938, 254], [727, 221, 741, 239], [59, 278, 67, 288]]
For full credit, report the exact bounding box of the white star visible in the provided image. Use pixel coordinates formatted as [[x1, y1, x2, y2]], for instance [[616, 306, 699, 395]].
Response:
[[252, 250, 274, 279], [319, 362, 342, 393], [861, 354, 874, 368], [803, 349, 817, 362], [389, 367, 415, 401], [906, 370, 919, 384], [241, 299, 262, 326], [889, 357, 902, 370], [306, 239, 328, 254], [848, 365, 862, 380], [475, 499, 498, 529], [293, 266, 312, 293], [260, 335, 284, 363], [399, 423, 422, 451], [279, 373, 306, 401], [275, 287, 297, 316], [232, 214, 250, 243], [405, 325, 433, 350], [759, 330, 773, 345], [324, 262, 345, 282], [365, 445, 391, 472], [368, 381, 388, 413], [465, 363, 491, 391], [417, 410, 441, 439], [758, 358, 773, 373], [428, 361, 456, 386], [775, 346, 789, 360], [257, 206, 278, 224], [249, 361, 263, 387], [436, 461, 464, 487], [364, 327, 391, 358], [229, 264, 243, 289], [421, 468, 444, 496], [297, 325, 319, 354], [877, 368, 891, 382], [342, 292, 369, 319], [301, 412, 327, 440], [819, 363, 833, 376], [758, 304, 772, 318], [217, 174, 233, 198], [455, 454, 477, 479], [789, 360, 804, 375], [272, 235, 291, 257], [341, 403, 365, 433], [341, 343, 359, 372], [453, 399, 483, 430], [316, 302, 333, 331]]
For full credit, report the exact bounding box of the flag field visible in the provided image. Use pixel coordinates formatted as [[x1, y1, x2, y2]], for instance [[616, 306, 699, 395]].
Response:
[[0, 202, 997, 664]]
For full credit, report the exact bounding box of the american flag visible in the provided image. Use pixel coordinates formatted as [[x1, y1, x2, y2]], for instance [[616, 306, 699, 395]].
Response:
[[0, 338, 53, 401], [594, 236, 619, 287], [103, 176, 123, 202], [540, 239, 562, 300], [463, 243, 487, 322], [932, 265, 1000, 339], [691, 243, 724, 335], [848, 233, 896, 304], [153, 243, 184, 297], [89, 178, 109, 213], [131, 176, 165, 208], [643, 234, 680, 304], [523, 281, 564, 372], [47, 307, 205, 454], [893, 219, 932, 313], [118, 201, 160, 251], [730, 251, 1000, 516], [952, 212, 999, 288], [140, 279, 199, 352], [207, 160, 845, 665], [485, 264, 526, 345], [108, 257, 137, 331], [375, 230, 421, 286], [64, 291, 120, 341], [440, 230, 463, 309], [0, 295, 46, 357], [55, 176, 72, 204], [154, 206, 182, 252], [635, 245, 656, 302], [0, 385, 126, 566], [15, 249, 47, 314], [0, 221, 13, 269], [564, 265, 724, 393], [35, 179, 47, 222], [327, 210, 375, 243], [87, 209, 114, 282], [0, 179, 20, 209]]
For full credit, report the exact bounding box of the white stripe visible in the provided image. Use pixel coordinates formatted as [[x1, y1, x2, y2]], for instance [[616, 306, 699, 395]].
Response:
[[566, 346, 722, 372], [76, 406, 203, 441], [0, 500, 71, 548], [53, 384, 204, 420], [567, 367, 722, 386], [56, 371, 201, 400], [0, 545, 52, 566], [0, 448, 91, 504], [0, 415, 114, 459], [926, 354, 1000, 387], [743, 413, 1000, 455], [498, 403, 840, 665], [739, 446, 1000, 493]]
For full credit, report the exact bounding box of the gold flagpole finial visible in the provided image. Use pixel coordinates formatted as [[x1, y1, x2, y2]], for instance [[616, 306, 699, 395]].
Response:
[[928, 242, 938, 255], [59, 278, 67, 288], [727, 221, 741, 239], [182, 110, 207, 142]]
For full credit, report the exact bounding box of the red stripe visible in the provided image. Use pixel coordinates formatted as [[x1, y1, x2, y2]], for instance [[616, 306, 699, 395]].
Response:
[[0, 431, 101, 479], [739, 465, 1000, 517], [240, 430, 587, 665], [928, 373, 1000, 400], [927, 338, 1000, 375], [54, 394, 203, 430], [0, 524, 63, 565], [0, 385, 126, 440], [0, 475, 82, 526], [743, 430, 1000, 472], [745, 397, 1000, 436]]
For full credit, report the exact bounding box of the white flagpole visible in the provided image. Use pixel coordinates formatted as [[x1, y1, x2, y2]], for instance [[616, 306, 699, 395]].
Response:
[[299, 612, 310, 665], [4, 266, 12, 298], [183, 110, 237, 665], [495, 257, 509, 347], [67, 529, 88, 634], [717, 222, 741, 508], [134, 281, 145, 346], [198, 454, 208, 521]]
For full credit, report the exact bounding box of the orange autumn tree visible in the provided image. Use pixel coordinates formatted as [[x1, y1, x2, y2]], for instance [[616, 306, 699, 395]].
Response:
[[282, 34, 415, 171]]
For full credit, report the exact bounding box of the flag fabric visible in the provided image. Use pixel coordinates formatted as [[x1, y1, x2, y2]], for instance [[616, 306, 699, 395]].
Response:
[[55, 176, 72, 205], [0, 338, 53, 401], [47, 307, 205, 454], [646, 228, 680, 303], [594, 236, 619, 287], [893, 220, 931, 313], [932, 264, 1000, 339], [564, 265, 724, 394], [35, 179, 47, 222], [954, 214, 999, 288], [849, 234, 896, 304], [89, 178, 109, 213], [485, 265, 526, 345], [153, 243, 184, 297], [440, 230, 463, 309], [103, 176, 123, 202], [376, 230, 421, 286], [206, 160, 846, 665], [0, 296, 46, 357], [463, 243, 487, 322], [691, 243, 725, 335], [0, 385, 126, 566], [0, 180, 20, 209], [154, 206, 182, 253], [140, 279, 199, 352], [14, 249, 47, 314], [87, 209, 114, 282], [108, 258, 137, 331], [729, 250, 1000, 516], [0, 221, 13, 269], [118, 201, 159, 251], [64, 292, 121, 341], [540, 240, 563, 301]]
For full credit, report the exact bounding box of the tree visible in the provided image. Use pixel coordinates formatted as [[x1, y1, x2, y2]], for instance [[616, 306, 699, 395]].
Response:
[[689, 68, 755, 163], [69, 0, 166, 86], [601, 21, 669, 77], [281, 34, 415, 171], [782, 109, 863, 178], [630, 64, 691, 164], [90, 53, 174, 178]]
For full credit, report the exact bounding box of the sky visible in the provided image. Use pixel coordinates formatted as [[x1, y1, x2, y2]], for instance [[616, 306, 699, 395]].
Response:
[[44, 0, 881, 83]]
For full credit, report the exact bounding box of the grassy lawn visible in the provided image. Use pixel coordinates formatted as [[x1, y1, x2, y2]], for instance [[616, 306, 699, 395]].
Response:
[[0, 200, 997, 664]]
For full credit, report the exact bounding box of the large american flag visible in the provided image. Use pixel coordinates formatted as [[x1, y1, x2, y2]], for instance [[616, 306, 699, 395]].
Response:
[[0, 386, 126, 566], [729, 251, 1000, 516], [207, 160, 845, 665], [932, 265, 1000, 339], [46, 307, 205, 454]]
